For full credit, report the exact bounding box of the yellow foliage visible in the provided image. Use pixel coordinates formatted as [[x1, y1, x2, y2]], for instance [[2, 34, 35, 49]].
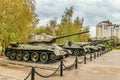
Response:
[[0, 0, 38, 45]]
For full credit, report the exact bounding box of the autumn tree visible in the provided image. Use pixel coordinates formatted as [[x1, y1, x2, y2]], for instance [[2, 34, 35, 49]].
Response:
[[35, 6, 89, 44], [34, 25, 52, 35], [0, 0, 38, 45], [56, 6, 89, 43], [49, 18, 57, 36], [35, 18, 57, 36]]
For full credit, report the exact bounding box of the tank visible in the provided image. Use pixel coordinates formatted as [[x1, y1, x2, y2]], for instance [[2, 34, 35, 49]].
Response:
[[86, 39, 109, 53], [58, 31, 89, 56], [60, 39, 108, 56], [59, 41, 91, 56], [4, 31, 89, 63], [60, 41, 86, 56]]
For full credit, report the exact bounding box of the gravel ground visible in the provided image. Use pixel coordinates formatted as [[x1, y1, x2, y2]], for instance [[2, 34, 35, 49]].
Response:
[[0, 50, 120, 80]]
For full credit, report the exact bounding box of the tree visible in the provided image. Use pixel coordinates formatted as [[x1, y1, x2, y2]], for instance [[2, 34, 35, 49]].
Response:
[[49, 18, 57, 36], [0, 0, 38, 45], [34, 26, 52, 35], [34, 18, 57, 36], [35, 6, 90, 44], [56, 6, 89, 43], [61, 6, 74, 25]]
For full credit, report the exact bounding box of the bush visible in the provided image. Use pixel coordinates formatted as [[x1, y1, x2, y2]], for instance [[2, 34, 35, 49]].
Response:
[[114, 46, 120, 50]]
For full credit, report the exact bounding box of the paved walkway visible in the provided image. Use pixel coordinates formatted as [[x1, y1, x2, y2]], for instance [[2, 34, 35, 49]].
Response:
[[0, 74, 18, 80], [40, 50, 120, 80], [75, 50, 120, 80], [0, 50, 120, 80]]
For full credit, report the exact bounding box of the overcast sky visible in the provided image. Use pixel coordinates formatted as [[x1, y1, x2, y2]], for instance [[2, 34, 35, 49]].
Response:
[[35, 0, 120, 37]]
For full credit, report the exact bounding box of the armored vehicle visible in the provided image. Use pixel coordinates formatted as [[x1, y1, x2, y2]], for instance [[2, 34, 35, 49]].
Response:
[[60, 41, 87, 56], [4, 31, 89, 63], [60, 39, 108, 56], [86, 39, 110, 53], [90, 39, 109, 51], [59, 38, 90, 56]]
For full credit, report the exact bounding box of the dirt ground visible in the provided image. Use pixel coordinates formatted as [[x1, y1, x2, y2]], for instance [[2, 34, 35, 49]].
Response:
[[0, 50, 120, 80]]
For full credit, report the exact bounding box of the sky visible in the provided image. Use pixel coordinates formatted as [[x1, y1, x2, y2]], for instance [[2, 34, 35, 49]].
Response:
[[35, 0, 120, 37]]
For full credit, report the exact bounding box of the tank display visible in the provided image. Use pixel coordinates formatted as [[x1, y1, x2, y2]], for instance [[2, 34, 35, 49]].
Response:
[[60, 39, 108, 56], [85, 39, 109, 53], [4, 31, 89, 63], [58, 40, 90, 56], [91, 39, 109, 51], [60, 41, 87, 56]]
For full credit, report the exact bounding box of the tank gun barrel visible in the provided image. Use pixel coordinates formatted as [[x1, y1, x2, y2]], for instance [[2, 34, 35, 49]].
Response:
[[90, 39, 109, 43], [81, 39, 109, 47], [27, 31, 89, 43], [91, 39, 109, 45], [54, 31, 89, 40]]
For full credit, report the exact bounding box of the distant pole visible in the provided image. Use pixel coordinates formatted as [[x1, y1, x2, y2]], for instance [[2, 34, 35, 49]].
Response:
[[94, 52, 96, 59], [31, 67, 35, 80], [90, 52, 92, 61], [97, 52, 99, 57], [100, 51, 101, 56], [75, 55, 78, 69], [60, 60, 63, 76], [84, 52, 86, 64]]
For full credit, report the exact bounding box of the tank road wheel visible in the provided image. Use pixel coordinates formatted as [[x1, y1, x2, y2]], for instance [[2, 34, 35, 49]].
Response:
[[80, 49, 85, 56], [23, 51, 30, 61], [16, 51, 23, 61], [5, 51, 11, 58], [40, 52, 49, 63], [9, 51, 16, 60], [50, 53, 57, 61], [31, 52, 39, 62], [73, 50, 80, 56]]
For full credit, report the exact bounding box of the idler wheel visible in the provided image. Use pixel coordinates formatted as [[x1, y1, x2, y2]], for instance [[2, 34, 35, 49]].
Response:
[[31, 52, 39, 62], [73, 50, 79, 56], [23, 51, 30, 61], [40, 52, 49, 63], [16, 51, 23, 61], [50, 53, 57, 61], [9, 51, 16, 60]]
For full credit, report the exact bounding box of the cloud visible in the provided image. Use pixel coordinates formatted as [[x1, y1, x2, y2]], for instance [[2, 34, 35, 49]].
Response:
[[35, 0, 120, 37]]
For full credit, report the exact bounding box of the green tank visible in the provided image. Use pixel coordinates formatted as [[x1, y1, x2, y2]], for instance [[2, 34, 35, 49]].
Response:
[[60, 41, 87, 56], [60, 39, 108, 56], [4, 31, 88, 63], [57, 31, 89, 56], [85, 40, 109, 53]]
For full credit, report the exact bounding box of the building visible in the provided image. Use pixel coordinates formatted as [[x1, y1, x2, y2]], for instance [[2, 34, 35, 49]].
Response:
[[96, 20, 120, 42]]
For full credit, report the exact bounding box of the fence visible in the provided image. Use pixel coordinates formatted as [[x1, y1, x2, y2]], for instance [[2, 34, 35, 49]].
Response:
[[24, 49, 111, 80]]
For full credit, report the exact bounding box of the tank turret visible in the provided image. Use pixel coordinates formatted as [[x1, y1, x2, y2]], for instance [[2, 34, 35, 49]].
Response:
[[28, 31, 89, 43]]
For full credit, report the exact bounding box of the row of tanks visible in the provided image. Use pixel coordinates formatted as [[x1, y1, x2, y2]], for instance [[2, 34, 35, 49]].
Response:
[[4, 31, 109, 64], [4, 31, 89, 63], [59, 39, 109, 56]]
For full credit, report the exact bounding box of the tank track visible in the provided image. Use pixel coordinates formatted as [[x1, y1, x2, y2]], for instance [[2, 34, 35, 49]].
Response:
[[4, 48, 65, 64], [65, 48, 85, 56]]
